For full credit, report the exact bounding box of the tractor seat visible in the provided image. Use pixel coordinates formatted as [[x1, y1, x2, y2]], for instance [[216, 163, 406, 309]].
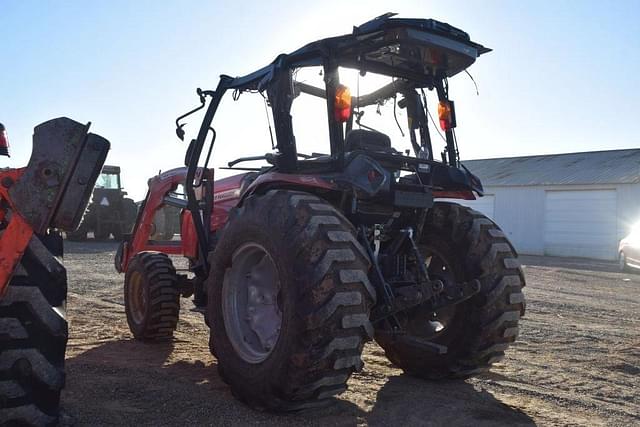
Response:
[[344, 129, 393, 153]]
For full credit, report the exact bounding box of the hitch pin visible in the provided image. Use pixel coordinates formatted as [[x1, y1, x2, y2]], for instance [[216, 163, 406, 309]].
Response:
[[405, 227, 431, 282]]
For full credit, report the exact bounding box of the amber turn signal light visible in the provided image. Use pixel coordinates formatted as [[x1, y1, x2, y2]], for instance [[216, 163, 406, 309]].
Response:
[[438, 100, 456, 131], [334, 84, 352, 123]]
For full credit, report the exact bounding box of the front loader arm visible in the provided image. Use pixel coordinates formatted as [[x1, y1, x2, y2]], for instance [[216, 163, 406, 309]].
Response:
[[116, 167, 189, 273], [0, 117, 109, 296], [0, 168, 33, 295]]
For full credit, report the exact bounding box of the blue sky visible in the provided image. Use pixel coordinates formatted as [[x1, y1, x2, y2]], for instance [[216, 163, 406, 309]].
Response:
[[2, 0, 639, 199]]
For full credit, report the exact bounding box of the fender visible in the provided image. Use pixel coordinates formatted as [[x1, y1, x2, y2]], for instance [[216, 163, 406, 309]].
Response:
[[433, 190, 476, 200], [241, 171, 336, 202]]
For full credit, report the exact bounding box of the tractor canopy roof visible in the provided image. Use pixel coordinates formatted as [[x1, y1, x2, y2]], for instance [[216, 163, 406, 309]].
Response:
[[222, 13, 491, 92], [101, 165, 121, 174]]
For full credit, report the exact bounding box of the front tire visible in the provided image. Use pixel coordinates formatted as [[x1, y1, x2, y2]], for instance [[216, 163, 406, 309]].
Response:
[[208, 190, 375, 411], [0, 252, 68, 425], [111, 227, 124, 242], [66, 225, 87, 241], [375, 202, 526, 379], [124, 252, 180, 340], [93, 227, 110, 240]]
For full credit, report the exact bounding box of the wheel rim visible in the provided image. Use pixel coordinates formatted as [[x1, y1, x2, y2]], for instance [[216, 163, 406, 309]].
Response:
[[222, 243, 282, 364], [413, 246, 460, 339], [128, 271, 147, 324]]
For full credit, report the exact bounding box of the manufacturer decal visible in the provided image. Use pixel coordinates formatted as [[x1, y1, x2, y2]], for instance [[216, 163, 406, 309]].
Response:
[[213, 189, 241, 202]]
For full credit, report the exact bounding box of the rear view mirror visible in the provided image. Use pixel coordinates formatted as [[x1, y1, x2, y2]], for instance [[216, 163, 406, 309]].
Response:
[[176, 124, 186, 141]]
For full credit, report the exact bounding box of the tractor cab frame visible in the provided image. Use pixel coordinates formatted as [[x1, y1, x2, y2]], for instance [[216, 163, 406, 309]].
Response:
[[177, 13, 490, 275]]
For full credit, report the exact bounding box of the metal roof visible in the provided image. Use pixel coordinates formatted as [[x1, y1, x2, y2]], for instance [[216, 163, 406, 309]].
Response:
[[461, 149, 640, 187]]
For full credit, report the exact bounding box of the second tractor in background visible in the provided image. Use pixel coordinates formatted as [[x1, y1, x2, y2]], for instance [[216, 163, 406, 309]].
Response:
[[67, 165, 137, 240]]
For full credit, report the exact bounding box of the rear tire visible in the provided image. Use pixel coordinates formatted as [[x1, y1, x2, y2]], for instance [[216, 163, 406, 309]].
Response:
[[114, 198, 138, 242], [94, 228, 110, 240], [375, 202, 526, 379], [66, 226, 87, 241], [123, 198, 138, 231], [112, 227, 124, 242], [0, 278, 67, 426], [208, 190, 375, 411], [124, 252, 180, 340]]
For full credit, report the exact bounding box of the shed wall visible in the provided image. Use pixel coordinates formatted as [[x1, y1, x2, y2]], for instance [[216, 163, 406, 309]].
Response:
[[447, 183, 640, 259]]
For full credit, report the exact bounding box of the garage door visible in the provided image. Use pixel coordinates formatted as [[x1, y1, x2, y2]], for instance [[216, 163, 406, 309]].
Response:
[[544, 190, 617, 260]]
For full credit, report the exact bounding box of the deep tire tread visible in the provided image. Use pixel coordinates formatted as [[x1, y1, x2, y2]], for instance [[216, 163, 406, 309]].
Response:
[[376, 202, 526, 379], [209, 190, 374, 411], [124, 252, 180, 340], [0, 282, 67, 426]]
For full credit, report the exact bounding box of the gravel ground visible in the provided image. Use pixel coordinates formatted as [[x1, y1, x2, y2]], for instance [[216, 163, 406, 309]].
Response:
[[59, 242, 639, 426]]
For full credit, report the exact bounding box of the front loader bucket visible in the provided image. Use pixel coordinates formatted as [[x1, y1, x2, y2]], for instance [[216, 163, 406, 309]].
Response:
[[9, 117, 110, 233], [0, 117, 110, 424]]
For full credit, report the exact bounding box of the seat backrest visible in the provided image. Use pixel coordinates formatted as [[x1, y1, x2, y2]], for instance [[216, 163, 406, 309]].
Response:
[[344, 129, 392, 153]]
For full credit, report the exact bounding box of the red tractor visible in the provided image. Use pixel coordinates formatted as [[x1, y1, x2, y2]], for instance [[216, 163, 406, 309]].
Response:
[[0, 118, 109, 425], [116, 14, 526, 411]]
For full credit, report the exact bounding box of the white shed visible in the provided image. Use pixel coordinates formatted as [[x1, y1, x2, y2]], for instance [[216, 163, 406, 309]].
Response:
[[455, 149, 640, 260]]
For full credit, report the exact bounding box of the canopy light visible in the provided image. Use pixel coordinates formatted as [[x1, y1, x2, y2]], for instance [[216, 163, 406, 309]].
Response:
[[334, 84, 352, 123]]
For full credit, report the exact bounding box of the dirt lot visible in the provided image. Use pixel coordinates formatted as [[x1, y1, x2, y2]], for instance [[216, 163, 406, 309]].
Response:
[[59, 241, 639, 426]]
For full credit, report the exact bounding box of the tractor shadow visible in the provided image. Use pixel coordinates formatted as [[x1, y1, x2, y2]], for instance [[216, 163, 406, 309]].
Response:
[[62, 338, 535, 426], [364, 374, 535, 426], [61, 338, 228, 426]]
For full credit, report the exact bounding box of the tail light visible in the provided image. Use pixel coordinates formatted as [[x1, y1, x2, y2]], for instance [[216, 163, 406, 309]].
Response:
[[334, 84, 352, 123], [0, 123, 9, 157], [437, 100, 456, 131]]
